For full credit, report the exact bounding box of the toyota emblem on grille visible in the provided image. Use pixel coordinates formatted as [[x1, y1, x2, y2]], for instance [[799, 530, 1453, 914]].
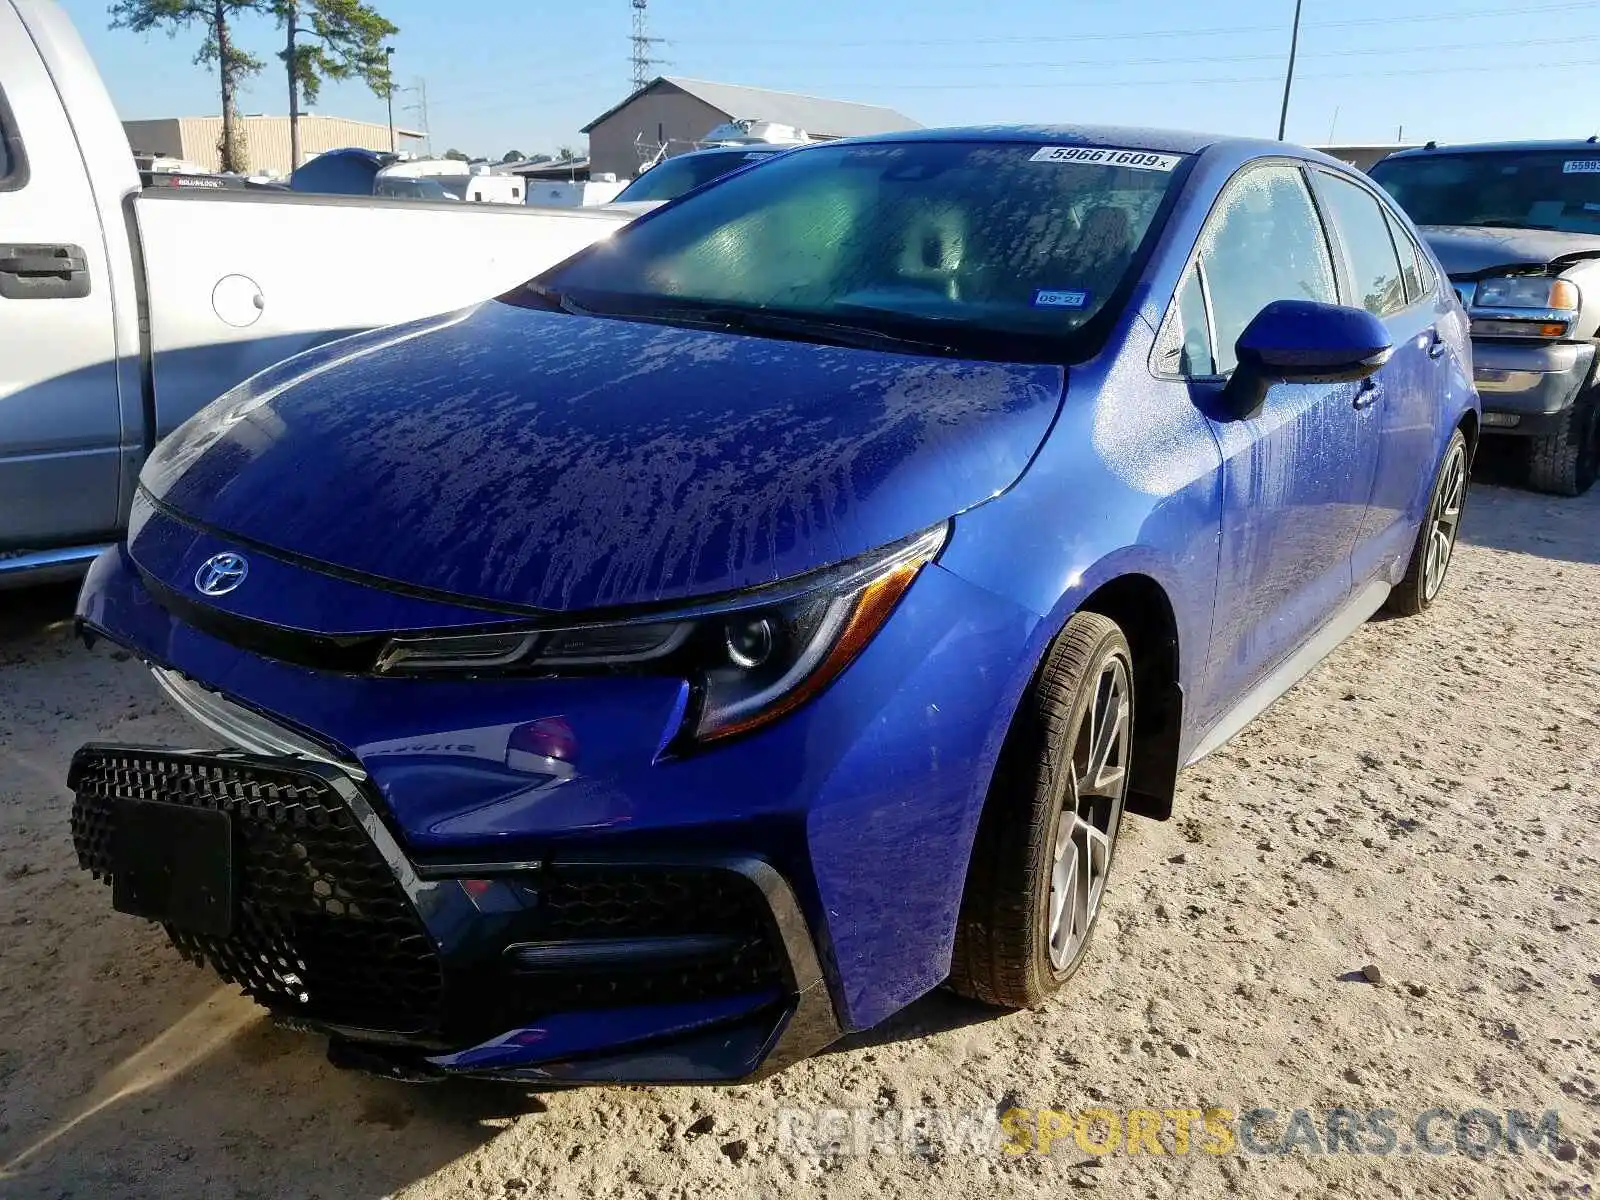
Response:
[[194, 552, 249, 596]]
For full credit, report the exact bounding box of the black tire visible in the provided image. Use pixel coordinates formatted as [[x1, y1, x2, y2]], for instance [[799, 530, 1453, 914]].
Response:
[[1526, 389, 1600, 497], [949, 611, 1132, 1009], [1387, 428, 1469, 617]]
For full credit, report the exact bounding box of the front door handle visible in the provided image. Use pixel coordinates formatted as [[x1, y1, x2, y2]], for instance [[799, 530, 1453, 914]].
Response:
[[1427, 329, 1449, 360], [1353, 377, 1383, 410], [0, 243, 91, 300]]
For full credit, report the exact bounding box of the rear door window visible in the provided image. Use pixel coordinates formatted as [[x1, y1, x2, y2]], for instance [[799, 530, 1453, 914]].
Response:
[[1384, 210, 1426, 303], [1314, 172, 1409, 317]]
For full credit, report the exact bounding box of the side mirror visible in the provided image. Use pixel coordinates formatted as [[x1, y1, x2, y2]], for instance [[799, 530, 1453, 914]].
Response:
[[1220, 299, 1393, 419]]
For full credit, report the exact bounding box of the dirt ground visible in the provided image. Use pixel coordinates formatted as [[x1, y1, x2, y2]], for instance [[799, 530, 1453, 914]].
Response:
[[2, 473, 1597, 1199]]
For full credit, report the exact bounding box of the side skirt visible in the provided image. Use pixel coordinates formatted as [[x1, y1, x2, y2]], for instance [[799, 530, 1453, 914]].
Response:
[[1183, 579, 1391, 767]]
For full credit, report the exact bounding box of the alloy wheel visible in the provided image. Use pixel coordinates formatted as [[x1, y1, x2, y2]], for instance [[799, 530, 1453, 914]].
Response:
[[1046, 653, 1131, 972], [1422, 441, 1467, 602]]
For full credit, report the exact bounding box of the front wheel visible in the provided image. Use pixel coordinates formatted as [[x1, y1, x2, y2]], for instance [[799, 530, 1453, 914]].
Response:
[[949, 612, 1133, 1009], [1386, 428, 1468, 617]]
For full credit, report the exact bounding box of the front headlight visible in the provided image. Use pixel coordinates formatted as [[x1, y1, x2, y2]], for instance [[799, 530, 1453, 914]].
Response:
[[1473, 275, 1579, 311], [375, 523, 949, 743]]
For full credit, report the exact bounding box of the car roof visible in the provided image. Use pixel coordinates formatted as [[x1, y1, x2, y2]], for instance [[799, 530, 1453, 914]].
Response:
[[840, 124, 1219, 155], [1381, 137, 1600, 160], [822, 124, 1362, 168]]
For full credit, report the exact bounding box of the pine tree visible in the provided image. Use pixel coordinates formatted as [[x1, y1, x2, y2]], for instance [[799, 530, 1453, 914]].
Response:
[[110, 0, 264, 173], [274, 0, 398, 168]]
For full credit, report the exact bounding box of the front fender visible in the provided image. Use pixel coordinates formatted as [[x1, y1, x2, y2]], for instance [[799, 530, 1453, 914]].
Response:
[[937, 322, 1225, 762]]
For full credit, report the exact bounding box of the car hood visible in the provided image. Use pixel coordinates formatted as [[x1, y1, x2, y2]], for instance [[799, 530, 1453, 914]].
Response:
[[141, 301, 1065, 613], [1419, 224, 1600, 278]]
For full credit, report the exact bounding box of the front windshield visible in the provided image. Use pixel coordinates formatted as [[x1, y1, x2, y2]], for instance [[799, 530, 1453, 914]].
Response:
[[374, 177, 457, 200], [542, 139, 1184, 361], [1371, 150, 1600, 233], [614, 150, 778, 202]]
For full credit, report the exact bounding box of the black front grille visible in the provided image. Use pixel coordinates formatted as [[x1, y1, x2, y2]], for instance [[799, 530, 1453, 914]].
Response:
[[70, 747, 443, 1035]]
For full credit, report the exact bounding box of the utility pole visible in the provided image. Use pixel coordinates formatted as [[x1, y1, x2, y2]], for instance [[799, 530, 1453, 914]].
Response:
[[384, 47, 396, 153], [1277, 0, 1303, 141], [630, 0, 664, 92]]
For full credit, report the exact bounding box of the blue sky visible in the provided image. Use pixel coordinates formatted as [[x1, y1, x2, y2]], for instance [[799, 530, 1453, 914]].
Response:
[[59, 0, 1600, 160]]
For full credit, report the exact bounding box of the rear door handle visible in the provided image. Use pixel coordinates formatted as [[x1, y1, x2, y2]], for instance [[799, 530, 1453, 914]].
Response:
[[1427, 329, 1449, 360], [1353, 377, 1382, 410], [0, 243, 91, 300]]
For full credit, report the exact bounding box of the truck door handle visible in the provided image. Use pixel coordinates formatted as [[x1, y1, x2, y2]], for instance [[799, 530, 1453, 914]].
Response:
[[1427, 329, 1448, 360], [1353, 377, 1382, 410], [0, 243, 91, 300]]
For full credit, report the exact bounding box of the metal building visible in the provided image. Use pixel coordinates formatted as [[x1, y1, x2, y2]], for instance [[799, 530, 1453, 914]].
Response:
[[581, 77, 920, 179], [122, 114, 425, 176]]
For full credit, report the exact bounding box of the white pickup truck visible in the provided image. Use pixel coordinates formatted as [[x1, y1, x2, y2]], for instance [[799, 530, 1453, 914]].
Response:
[[1, 0, 629, 586]]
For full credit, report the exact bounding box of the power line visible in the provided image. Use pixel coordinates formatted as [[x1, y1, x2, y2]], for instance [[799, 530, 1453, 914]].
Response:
[[680, 0, 1600, 47], [875, 53, 1600, 90], [427, 59, 619, 108], [671, 32, 1600, 76]]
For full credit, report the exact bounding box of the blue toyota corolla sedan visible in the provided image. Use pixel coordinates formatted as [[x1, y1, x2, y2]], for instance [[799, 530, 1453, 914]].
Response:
[[70, 125, 1477, 1085]]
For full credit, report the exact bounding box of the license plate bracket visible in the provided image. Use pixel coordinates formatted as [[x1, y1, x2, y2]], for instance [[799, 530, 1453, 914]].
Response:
[[112, 799, 235, 937]]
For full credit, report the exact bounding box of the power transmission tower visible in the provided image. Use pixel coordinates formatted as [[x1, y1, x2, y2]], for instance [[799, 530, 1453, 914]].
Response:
[[400, 77, 431, 156], [630, 0, 664, 92]]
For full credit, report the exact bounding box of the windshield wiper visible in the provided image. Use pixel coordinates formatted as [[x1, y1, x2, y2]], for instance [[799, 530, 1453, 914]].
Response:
[[626, 305, 963, 356], [521, 284, 593, 315]]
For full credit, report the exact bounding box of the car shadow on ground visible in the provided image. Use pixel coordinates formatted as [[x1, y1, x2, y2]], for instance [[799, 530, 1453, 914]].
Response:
[[0, 985, 554, 1199], [0, 582, 79, 648], [823, 987, 1004, 1056], [1458, 444, 1600, 565]]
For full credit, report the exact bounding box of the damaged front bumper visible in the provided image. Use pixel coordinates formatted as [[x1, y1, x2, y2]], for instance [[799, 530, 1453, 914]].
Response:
[[69, 737, 839, 1084]]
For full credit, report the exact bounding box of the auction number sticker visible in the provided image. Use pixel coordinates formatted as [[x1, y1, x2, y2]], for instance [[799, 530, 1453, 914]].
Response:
[[1565, 160, 1600, 174], [1031, 145, 1183, 171]]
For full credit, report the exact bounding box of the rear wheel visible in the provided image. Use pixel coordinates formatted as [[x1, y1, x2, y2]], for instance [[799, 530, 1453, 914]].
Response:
[[1387, 429, 1468, 617], [1526, 389, 1600, 496], [949, 612, 1133, 1008]]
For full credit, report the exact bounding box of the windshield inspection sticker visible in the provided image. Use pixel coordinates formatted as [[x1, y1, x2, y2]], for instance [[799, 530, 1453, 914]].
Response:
[[1033, 288, 1092, 309], [1031, 145, 1183, 171], [1564, 160, 1600, 174]]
